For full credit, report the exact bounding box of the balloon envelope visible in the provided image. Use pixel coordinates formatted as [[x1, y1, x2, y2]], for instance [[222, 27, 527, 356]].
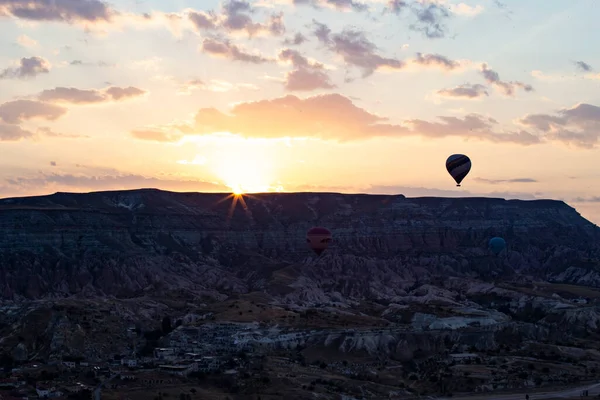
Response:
[[446, 154, 472, 186], [306, 227, 332, 256], [488, 237, 506, 256]]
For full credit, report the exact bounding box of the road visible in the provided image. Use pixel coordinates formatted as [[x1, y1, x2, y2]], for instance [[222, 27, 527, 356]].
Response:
[[435, 383, 600, 400]]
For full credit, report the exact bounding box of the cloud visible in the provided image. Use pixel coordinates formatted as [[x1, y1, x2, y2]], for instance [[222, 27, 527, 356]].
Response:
[[131, 93, 544, 145], [176, 79, 206, 95], [574, 60, 592, 72], [187, 0, 285, 37], [0, 123, 35, 141], [0, 0, 115, 24], [147, 93, 403, 141], [0, 56, 51, 79], [408, 1, 451, 39], [69, 60, 114, 67], [16, 34, 37, 47], [283, 32, 307, 45], [473, 177, 538, 184], [436, 83, 489, 99], [290, 0, 368, 12], [386, 0, 408, 14], [3, 172, 230, 195], [480, 63, 533, 96], [105, 86, 146, 100], [446, 2, 484, 16], [130, 129, 183, 143], [201, 37, 273, 63], [405, 114, 541, 145], [573, 196, 600, 203], [366, 184, 538, 200], [283, 68, 336, 91], [531, 69, 600, 82], [0, 123, 86, 142], [0, 100, 67, 124], [312, 21, 404, 77], [278, 49, 335, 91], [38, 86, 147, 104], [169, 77, 259, 95], [517, 103, 600, 148], [411, 52, 461, 70], [36, 127, 89, 139]]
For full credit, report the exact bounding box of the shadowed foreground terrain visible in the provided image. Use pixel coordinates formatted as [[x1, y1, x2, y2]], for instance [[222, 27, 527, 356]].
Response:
[[1, 189, 600, 399]]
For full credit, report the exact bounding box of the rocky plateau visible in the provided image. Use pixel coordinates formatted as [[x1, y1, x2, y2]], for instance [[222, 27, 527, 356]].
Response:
[[1, 189, 600, 398]]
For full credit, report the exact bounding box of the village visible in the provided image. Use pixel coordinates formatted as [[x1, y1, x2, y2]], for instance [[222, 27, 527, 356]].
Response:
[[0, 320, 271, 399], [0, 318, 597, 399], [0, 318, 419, 399]]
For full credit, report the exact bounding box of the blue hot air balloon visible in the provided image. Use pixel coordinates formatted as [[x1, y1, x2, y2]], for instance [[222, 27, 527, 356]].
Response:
[[488, 237, 506, 256]]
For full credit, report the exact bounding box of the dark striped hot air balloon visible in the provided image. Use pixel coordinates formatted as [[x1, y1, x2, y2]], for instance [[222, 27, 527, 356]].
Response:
[[446, 154, 472, 187], [306, 227, 332, 256]]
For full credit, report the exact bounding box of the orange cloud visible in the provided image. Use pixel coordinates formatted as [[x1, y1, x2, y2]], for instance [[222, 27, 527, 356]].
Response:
[[0, 100, 66, 124], [38, 86, 147, 104], [130, 93, 543, 145]]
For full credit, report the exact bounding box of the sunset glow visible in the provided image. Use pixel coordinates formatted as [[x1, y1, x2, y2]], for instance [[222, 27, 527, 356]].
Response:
[[0, 0, 599, 222]]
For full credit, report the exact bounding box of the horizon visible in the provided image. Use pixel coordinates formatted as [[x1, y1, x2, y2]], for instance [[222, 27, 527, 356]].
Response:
[[0, 186, 577, 205], [1, 1, 599, 224]]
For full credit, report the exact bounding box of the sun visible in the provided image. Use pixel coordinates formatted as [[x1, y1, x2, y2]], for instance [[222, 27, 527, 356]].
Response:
[[231, 184, 245, 196], [210, 141, 278, 194]]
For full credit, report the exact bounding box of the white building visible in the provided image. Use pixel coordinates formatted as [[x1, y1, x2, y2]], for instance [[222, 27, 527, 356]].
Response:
[[154, 348, 177, 361], [121, 358, 138, 367]]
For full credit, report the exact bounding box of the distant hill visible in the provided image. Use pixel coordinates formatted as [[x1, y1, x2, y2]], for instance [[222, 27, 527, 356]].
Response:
[[0, 188, 598, 300]]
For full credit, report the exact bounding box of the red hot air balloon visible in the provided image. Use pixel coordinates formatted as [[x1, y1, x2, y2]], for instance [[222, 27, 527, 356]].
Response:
[[306, 227, 332, 256]]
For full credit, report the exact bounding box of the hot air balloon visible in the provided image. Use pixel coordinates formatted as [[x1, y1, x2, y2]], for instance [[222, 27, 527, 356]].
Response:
[[488, 237, 506, 256], [446, 154, 471, 187], [306, 227, 332, 256]]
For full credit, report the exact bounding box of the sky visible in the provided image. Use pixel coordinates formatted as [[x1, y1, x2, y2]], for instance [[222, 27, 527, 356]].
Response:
[[0, 0, 599, 223]]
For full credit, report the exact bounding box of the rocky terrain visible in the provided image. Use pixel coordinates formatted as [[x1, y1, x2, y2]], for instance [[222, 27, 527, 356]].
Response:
[[0, 189, 597, 300], [1, 189, 600, 398]]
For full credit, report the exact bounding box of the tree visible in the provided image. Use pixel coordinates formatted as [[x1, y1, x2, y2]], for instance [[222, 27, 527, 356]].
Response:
[[0, 353, 14, 374], [161, 317, 172, 335], [518, 372, 528, 380]]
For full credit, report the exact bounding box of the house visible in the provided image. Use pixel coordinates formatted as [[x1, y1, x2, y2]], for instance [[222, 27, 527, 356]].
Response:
[[65, 384, 85, 393], [120, 359, 137, 368], [35, 386, 64, 398], [153, 348, 176, 361], [36, 387, 51, 398], [62, 361, 76, 369]]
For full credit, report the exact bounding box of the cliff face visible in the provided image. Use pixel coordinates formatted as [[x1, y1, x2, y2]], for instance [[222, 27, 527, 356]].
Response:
[[0, 189, 598, 300]]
